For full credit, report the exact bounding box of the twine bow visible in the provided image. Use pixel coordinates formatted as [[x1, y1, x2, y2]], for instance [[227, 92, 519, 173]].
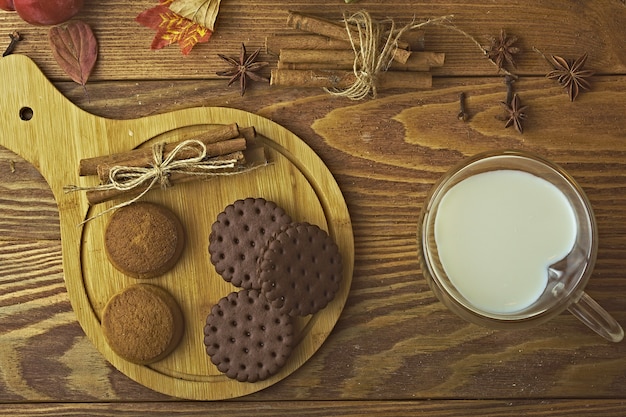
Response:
[[66, 139, 239, 224], [328, 11, 455, 100], [326, 11, 393, 100], [104, 139, 236, 192]]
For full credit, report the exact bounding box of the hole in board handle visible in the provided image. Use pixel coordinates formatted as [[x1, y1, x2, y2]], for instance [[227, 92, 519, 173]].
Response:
[[19, 107, 33, 121]]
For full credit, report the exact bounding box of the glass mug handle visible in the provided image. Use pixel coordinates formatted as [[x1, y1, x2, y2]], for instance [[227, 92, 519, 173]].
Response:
[[567, 292, 624, 343]]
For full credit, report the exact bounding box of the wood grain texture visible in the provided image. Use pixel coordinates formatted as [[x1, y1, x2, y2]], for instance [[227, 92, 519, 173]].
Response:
[[1, 400, 626, 417], [0, 1, 624, 81], [2, 74, 625, 404], [0, 0, 625, 414]]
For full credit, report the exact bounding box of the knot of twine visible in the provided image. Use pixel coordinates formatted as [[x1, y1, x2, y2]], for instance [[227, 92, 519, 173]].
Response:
[[327, 10, 407, 100], [105, 139, 236, 192], [328, 11, 455, 100], [66, 139, 239, 224]]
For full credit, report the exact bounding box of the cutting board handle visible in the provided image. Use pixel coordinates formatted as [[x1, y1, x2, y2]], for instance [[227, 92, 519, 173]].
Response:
[[0, 54, 234, 201]]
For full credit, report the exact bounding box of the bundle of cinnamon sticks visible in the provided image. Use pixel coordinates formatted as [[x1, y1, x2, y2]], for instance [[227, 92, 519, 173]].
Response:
[[267, 11, 445, 91], [77, 123, 266, 205]]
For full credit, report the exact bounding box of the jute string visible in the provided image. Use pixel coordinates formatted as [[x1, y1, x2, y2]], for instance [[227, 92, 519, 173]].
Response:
[[326, 11, 395, 100], [65, 139, 246, 224], [328, 11, 454, 100]]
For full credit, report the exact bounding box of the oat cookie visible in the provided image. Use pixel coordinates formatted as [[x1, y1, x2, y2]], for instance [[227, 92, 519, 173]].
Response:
[[102, 284, 185, 365], [104, 202, 185, 279]]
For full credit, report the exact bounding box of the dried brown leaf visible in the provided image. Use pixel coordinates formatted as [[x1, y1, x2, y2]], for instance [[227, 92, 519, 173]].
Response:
[[48, 20, 98, 87], [169, 0, 222, 31]]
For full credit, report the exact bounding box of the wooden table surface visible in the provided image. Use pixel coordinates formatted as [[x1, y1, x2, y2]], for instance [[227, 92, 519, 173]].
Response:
[[1, 0, 626, 415]]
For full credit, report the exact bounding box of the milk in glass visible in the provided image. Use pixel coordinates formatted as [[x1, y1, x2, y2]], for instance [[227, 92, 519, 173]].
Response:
[[434, 169, 577, 314]]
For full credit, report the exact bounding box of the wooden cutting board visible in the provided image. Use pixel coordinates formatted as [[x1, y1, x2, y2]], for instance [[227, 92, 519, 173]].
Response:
[[0, 54, 353, 400]]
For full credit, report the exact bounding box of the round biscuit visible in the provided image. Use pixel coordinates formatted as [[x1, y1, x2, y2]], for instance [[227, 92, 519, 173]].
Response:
[[209, 198, 292, 289], [203, 289, 293, 382], [258, 222, 343, 316], [104, 202, 185, 279]]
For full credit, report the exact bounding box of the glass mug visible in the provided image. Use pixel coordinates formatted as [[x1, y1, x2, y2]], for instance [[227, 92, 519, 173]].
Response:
[[418, 150, 624, 342]]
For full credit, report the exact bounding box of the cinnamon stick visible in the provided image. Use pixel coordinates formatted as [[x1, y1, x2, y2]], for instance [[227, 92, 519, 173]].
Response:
[[279, 49, 356, 65], [86, 151, 247, 205], [266, 34, 352, 55], [278, 49, 445, 71], [95, 137, 248, 183], [270, 69, 432, 90], [399, 29, 426, 51], [238, 126, 257, 141], [79, 123, 240, 176], [266, 32, 425, 56], [286, 11, 412, 64]]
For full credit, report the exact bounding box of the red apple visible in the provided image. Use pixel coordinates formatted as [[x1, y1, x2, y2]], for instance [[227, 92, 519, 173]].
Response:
[[13, 0, 83, 25], [0, 0, 15, 11]]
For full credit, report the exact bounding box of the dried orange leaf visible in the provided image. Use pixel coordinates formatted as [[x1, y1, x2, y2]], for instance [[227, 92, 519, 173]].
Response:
[[48, 20, 98, 87], [169, 0, 222, 31], [136, 0, 213, 55]]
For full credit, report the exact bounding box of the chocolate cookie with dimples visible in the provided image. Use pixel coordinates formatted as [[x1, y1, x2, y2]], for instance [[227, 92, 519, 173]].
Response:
[[209, 198, 292, 289], [257, 222, 343, 316], [203, 289, 294, 382]]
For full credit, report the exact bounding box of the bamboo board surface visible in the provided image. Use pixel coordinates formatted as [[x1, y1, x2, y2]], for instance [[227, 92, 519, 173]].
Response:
[[0, 54, 353, 400]]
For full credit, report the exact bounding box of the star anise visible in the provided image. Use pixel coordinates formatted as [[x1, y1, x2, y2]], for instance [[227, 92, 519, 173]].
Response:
[[500, 93, 527, 133], [216, 43, 269, 96], [485, 29, 520, 70], [546, 53, 594, 101]]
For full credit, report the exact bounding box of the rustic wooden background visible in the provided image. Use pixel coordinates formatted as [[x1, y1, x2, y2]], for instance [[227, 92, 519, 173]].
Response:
[[1, 0, 625, 415]]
